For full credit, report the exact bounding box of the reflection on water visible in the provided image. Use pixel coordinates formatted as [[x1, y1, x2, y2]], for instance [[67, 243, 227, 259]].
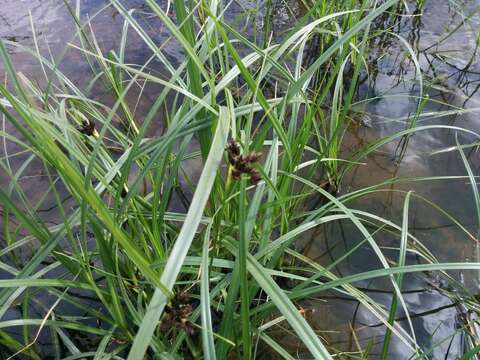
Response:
[[299, 0, 480, 358], [1, 0, 480, 358]]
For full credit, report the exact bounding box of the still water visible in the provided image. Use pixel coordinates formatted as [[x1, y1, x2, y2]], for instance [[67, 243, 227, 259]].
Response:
[[299, 1, 480, 358], [1, 0, 479, 358]]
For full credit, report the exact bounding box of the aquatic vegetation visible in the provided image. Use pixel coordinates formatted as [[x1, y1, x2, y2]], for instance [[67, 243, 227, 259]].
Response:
[[0, 0, 479, 358]]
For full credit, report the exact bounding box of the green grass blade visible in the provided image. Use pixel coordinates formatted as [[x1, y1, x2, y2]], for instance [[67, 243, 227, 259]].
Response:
[[127, 106, 230, 359], [201, 226, 216, 360], [381, 191, 413, 359], [246, 253, 333, 359]]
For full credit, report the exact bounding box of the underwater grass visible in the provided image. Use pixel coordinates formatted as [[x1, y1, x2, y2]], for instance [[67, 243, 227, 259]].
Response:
[[0, 0, 478, 358]]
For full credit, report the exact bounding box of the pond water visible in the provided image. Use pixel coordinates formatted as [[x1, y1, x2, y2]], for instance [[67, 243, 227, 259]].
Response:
[[1, 0, 479, 359], [299, 1, 480, 358]]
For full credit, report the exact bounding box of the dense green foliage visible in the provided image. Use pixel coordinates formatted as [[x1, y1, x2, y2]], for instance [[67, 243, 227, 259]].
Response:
[[0, 0, 478, 358]]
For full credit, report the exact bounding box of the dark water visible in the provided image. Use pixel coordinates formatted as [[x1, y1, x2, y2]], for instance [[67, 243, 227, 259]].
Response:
[[1, 0, 479, 358], [299, 1, 480, 358]]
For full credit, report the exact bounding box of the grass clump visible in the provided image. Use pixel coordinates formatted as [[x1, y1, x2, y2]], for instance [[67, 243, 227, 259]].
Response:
[[0, 0, 479, 358]]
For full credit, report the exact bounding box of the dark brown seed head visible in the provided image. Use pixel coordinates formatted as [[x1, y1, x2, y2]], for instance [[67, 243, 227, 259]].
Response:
[[226, 139, 263, 184], [244, 152, 262, 163], [227, 140, 241, 165], [228, 152, 236, 165], [78, 120, 96, 136], [243, 164, 254, 174], [251, 169, 261, 183], [160, 292, 196, 334], [235, 161, 249, 173], [227, 139, 240, 156]]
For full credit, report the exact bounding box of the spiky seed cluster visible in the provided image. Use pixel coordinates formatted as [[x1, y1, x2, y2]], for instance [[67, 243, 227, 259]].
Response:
[[160, 292, 195, 335], [77, 119, 96, 136], [226, 139, 240, 162], [226, 139, 262, 183]]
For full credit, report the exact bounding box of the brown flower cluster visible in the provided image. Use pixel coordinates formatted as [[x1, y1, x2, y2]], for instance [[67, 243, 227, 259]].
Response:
[[226, 139, 262, 183], [160, 292, 196, 335], [77, 119, 96, 136]]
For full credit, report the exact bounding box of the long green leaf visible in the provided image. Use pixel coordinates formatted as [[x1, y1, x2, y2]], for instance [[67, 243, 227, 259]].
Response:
[[127, 107, 230, 359], [246, 253, 333, 359]]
